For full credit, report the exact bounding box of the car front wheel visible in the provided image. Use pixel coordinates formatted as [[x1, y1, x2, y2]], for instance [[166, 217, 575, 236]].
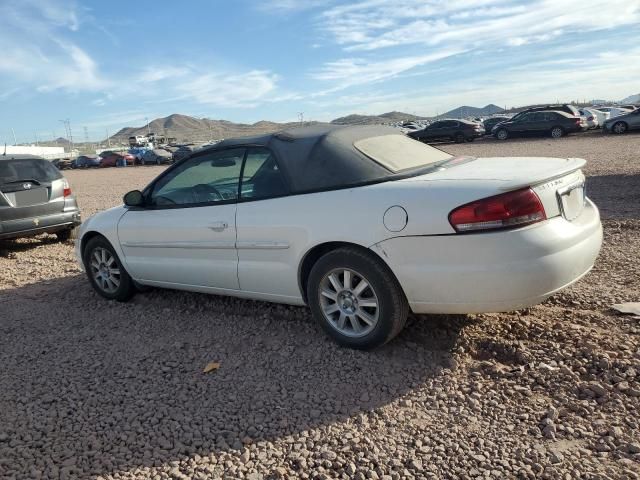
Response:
[[454, 133, 465, 143], [307, 247, 408, 350], [496, 129, 508, 140], [83, 236, 136, 302], [612, 122, 627, 134]]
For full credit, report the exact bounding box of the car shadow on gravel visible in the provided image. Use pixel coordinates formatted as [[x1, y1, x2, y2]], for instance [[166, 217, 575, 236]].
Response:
[[0, 235, 64, 257], [585, 173, 640, 220], [0, 274, 471, 478]]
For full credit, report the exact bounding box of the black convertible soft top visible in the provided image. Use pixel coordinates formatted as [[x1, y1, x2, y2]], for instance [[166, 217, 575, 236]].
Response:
[[213, 124, 409, 192]]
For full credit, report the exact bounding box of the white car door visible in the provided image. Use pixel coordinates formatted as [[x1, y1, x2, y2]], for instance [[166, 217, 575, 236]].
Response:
[[235, 147, 303, 303], [118, 148, 246, 290]]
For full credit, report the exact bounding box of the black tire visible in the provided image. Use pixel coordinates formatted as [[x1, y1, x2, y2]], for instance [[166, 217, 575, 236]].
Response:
[[495, 128, 508, 141], [465, 137, 474, 143], [612, 121, 627, 134], [55, 228, 75, 242], [307, 247, 408, 350], [454, 132, 465, 143], [83, 236, 136, 302]]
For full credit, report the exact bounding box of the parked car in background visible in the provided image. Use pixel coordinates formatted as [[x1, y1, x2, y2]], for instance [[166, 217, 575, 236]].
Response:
[[493, 111, 585, 140], [408, 119, 484, 143], [603, 107, 640, 134], [482, 116, 511, 134], [99, 151, 130, 168], [128, 148, 149, 164], [510, 104, 580, 122], [592, 106, 632, 118], [172, 144, 196, 162], [75, 125, 602, 349], [142, 149, 173, 165], [582, 108, 609, 127], [579, 109, 600, 129], [0, 154, 81, 241], [73, 155, 101, 168]]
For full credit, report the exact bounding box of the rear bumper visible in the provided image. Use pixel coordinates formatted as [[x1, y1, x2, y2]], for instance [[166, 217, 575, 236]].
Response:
[[371, 199, 602, 314], [0, 209, 81, 240]]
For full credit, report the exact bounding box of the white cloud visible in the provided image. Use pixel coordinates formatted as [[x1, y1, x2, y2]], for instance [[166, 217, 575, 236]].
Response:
[[312, 49, 464, 90], [176, 70, 279, 108], [0, 0, 107, 92], [320, 0, 640, 51]]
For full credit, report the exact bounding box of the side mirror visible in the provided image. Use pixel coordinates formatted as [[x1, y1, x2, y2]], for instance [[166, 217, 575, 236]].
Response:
[[123, 190, 145, 207]]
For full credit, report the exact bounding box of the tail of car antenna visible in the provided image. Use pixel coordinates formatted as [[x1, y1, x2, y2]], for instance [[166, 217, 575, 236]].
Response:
[[2, 143, 6, 156]]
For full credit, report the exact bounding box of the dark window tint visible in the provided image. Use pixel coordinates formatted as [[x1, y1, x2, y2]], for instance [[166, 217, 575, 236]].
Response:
[[531, 113, 546, 121], [0, 159, 61, 185], [428, 122, 441, 129], [150, 148, 244, 206], [240, 148, 289, 200]]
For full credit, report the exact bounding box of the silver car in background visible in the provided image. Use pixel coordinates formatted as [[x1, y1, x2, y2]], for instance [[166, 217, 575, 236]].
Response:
[[0, 154, 81, 241], [603, 107, 640, 134]]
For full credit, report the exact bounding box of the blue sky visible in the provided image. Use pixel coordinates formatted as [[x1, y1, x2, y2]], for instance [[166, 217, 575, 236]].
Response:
[[1, 0, 639, 142]]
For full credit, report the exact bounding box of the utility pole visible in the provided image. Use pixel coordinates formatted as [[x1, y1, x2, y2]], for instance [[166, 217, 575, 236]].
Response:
[[34, 132, 39, 146], [59, 119, 74, 152], [84, 126, 89, 150], [106, 128, 111, 148], [146, 117, 151, 135], [11, 128, 17, 145], [297, 112, 304, 125]]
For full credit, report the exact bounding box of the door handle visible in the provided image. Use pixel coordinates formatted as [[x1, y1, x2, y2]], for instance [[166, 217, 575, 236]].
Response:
[[208, 221, 229, 231]]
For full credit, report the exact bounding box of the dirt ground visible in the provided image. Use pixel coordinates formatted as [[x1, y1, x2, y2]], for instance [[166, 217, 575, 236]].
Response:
[[1, 132, 639, 479]]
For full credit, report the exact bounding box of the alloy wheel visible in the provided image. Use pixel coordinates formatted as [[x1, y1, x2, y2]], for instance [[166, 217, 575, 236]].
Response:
[[551, 127, 563, 138], [89, 247, 121, 294], [496, 129, 508, 140], [613, 122, 626, 134], [318, 268, 379, 338]]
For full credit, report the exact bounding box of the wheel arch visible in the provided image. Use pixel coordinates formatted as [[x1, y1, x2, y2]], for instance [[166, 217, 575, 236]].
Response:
[[80, 230, 107, 259], [297, 241, 403, 304]]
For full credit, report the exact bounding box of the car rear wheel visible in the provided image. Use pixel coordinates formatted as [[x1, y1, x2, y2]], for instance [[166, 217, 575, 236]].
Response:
[[612, 122, 627, 134], [465, 137, 474, 142], [83, 236, 136, 302], [496, 129, 508, 141], [550, 126, 564, 138], [55, 227, 76, 242], [454, 133, 465, 143], [307, 247, 408, 350]]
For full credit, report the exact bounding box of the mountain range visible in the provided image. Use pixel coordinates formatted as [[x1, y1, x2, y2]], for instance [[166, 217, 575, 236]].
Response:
[[79, 95, 640, 146]]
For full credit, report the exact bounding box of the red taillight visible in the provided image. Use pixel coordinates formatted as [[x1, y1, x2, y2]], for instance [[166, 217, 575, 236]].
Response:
[[63, 179, 71, 197], [448, 188, 546, 233]]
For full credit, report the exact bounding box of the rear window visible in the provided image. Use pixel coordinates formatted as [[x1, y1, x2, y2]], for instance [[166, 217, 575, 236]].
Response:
[[0, 158, 62, 184], [354, 134, 452, 173]]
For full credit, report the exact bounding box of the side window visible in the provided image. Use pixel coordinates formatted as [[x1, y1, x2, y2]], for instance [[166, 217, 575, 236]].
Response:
[[240, 147, 289, 200], [518, 113, 531, 122], [531, 113, 545, 121], [150, 148, 245, 206], [428, 122, 440, 129]]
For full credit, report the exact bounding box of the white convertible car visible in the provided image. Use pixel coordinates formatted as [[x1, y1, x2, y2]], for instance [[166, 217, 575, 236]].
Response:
[[76, 125, 602, 349]]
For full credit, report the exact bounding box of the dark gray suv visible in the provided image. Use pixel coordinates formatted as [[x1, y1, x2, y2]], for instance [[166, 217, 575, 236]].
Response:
[[0, 154, 81, 241]]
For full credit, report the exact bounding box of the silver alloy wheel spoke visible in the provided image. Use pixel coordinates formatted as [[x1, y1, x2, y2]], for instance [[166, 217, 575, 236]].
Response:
[[318, 267, 379, 338], [90, 247, 120, 294]]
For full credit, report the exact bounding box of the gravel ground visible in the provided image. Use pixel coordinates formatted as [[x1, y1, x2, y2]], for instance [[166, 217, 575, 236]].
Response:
[[1, 133, 639, 479]]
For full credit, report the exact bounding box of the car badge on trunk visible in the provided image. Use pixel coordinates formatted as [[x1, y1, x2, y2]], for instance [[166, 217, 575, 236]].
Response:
[[33, 218, 39, 226], [23, 183, 32, 190]]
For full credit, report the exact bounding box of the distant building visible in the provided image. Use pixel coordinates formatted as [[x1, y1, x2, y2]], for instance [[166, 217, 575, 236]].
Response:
[[1, 145, 67, 160]]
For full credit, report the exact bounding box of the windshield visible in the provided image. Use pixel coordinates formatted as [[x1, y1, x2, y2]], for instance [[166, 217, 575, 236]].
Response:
[[354, 134, 452, 173], [0, 158, 61, 185]]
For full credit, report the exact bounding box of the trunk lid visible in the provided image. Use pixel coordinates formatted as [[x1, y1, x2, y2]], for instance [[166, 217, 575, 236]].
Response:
[[402, 156, 587, 221]]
